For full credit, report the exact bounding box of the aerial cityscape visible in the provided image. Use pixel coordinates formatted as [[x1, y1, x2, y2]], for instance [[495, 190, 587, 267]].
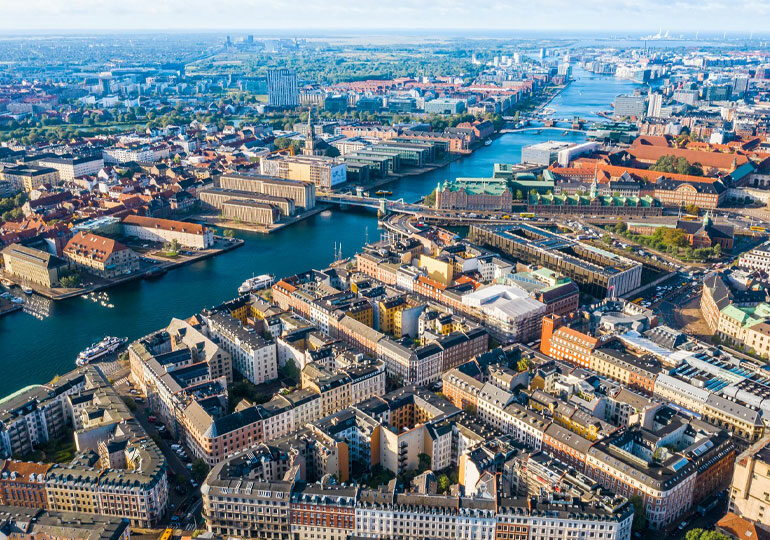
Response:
[[2, 7, 770, 540]]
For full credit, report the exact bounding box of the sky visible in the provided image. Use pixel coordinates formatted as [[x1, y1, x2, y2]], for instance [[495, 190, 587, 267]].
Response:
[[0, 0, 768, 33]]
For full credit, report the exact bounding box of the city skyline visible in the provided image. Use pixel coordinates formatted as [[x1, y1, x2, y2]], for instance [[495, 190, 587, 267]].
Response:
[[1, 0, 769, 33]]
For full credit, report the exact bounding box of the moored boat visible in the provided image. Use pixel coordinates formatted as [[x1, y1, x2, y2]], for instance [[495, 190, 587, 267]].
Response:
[[238, 274, 274, 295], [76, 336, 127, 366]]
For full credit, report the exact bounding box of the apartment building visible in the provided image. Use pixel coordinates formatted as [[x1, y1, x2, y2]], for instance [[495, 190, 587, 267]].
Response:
[[36, 155, 104, 180], [729, 440, 770, 525], [204, 311, 278, 385], [0, 460, 51, 508], [0, 370, 87, 458], [0, 165, 59, 191], [584, 415, 734, 530], [739, 242, 770, 273], [34, 366, 170, 528], [63, 232, 140, 279], [203, 475, 633, 540], [122, 215, 214, 249]]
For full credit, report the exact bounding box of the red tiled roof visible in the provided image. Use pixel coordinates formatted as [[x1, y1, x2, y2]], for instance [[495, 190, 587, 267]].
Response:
[[626, 145, 749, 171], [64, 231, 128, 262], [123, 215, 207, 235]]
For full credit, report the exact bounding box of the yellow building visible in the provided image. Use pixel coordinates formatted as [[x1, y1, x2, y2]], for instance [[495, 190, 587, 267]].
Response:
[[379, 296, 407, 335], [1, 244, 67, 288], [1, 165, 59, 191], [345, 301, 373, 328], [418, 254, 454, 286]]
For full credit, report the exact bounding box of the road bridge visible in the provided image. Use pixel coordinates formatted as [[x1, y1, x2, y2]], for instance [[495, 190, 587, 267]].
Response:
[[498, 127, 587, 134]]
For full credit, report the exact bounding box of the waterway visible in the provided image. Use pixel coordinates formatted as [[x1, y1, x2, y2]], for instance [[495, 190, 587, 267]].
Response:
[[0, 69, 640, 395]]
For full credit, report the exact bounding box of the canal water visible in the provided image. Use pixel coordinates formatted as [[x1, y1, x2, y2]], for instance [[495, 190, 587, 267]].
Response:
[[0, 70, 639, 395]]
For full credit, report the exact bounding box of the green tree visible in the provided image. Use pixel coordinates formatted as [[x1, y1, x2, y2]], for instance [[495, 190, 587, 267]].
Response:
[[629, 495, 647, 531], [279, 358, 300, 383], [325, 146, 341, 158], [684, 204, 700, 215], [517, 357, 533, 372], [437, 473, 451, 493], [685, 530, 730, 540], [515, 189, 524, 200], [191, 458, 210, 483], [222, 229, 236, 238], [418, 453, 431, 472]]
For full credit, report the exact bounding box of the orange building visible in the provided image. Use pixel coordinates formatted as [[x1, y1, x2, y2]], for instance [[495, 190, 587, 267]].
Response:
[[540, 315, 597, 368]]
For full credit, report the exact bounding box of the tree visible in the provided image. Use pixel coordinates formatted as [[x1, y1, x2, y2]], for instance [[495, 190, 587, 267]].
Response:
[[463, 404, 477, 416], [325, 146, 341, 158], [191, 458, 210, 483], [685, 530, 730, 540], [418, 453, 431, 472], [165, 239, 181, 255], [279, 358, 300, 383], [517, 357, 533, 372], [222, 229, 236, 238], [628, 495, 647, 531], [684, 204, 700, 215], [437, 473, 451, 493], [515, 189, 524, 200], [650, 155, 702, 176]]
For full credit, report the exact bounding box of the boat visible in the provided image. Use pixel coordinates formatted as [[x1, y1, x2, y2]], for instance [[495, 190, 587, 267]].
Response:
[[10, 297, 23, 305], [320, 210, 332, 217], [238, 274, 275, 295], [0, 278, 13, 289], [21, 286, 33, 295], [484, 139, 493, 146], [76, 336, 127, 366], [375, 190, 392, 196]]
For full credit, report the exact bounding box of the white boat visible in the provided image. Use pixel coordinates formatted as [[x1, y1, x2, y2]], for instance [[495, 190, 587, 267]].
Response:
[[484, 139, 493, 146], [238, 274, 274, 295], [21, 286, 33, 295], [76, 336, 127, 366]]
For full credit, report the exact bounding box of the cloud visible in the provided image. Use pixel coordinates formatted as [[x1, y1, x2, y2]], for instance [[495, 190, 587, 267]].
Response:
[[0, 0, 765, 32]]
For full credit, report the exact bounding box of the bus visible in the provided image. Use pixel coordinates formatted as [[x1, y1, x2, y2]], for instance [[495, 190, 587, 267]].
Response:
[[519, 212, 536, 219], [681, 214, 699, 221], [160, 529, 173, 540], [631, 297, 644, 305], [751, 226, 766, 232]]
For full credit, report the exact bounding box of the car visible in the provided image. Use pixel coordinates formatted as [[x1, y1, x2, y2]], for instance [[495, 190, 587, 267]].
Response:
[[171, 444, 182, 450], [678, 520, 689, 531], [148, 415, 157, 423], [186, 463, 192, 470], [190, 480, 198, 488]]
